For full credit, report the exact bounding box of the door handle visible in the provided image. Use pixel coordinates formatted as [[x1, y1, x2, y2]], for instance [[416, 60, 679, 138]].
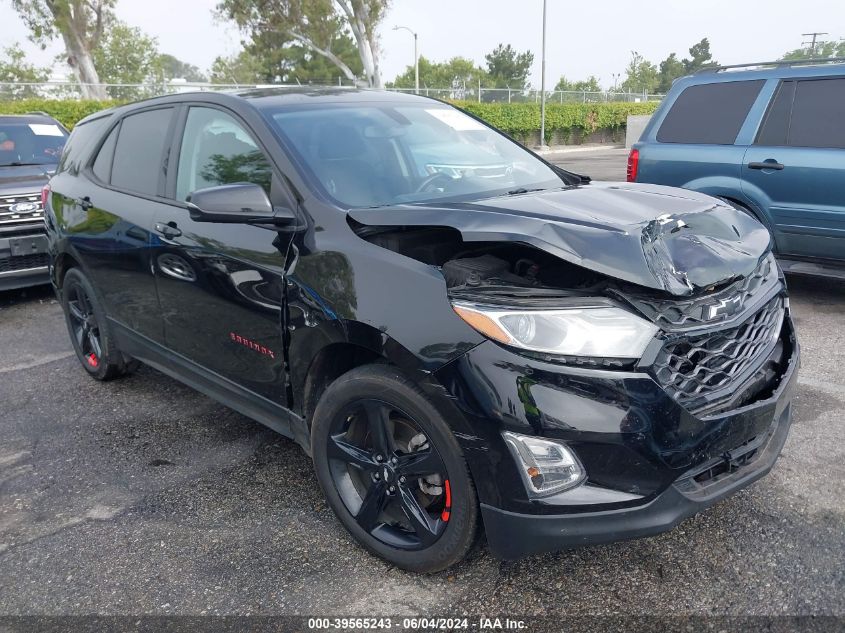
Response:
[[748, 161, 784, 171], [154, 222, 182, 239]]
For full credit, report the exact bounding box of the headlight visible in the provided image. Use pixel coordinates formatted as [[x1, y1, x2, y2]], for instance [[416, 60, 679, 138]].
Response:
[[452, 301, 658, 358], [503, 432, 585, 496]]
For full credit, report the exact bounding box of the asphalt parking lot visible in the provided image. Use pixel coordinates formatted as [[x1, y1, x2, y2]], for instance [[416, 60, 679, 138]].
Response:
[[0, 148, 843, 619]]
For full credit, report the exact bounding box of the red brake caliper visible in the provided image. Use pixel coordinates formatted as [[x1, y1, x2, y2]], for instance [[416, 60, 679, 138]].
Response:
[[87, 353, 99, 368], [441, 479, 452, 522]]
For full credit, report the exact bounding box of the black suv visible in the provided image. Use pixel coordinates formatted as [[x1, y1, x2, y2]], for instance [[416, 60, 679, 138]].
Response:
[[45, 89, 798, 572], [1, 113, 68, 290]]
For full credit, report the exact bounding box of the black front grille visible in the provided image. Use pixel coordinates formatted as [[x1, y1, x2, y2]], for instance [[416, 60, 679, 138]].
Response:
[[0, 252, 48, 273], [619, 255, 777, 330], [652, 294, 785, 411]]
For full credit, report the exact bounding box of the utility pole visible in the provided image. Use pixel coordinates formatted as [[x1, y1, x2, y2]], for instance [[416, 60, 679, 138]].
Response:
[[802, 32, 828, 56], [539, 0, 548, 149]]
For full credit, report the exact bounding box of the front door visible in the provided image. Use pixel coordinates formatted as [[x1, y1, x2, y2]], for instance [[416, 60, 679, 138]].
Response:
[[742, 77, 845, 260], [151, 105, 293, 403]]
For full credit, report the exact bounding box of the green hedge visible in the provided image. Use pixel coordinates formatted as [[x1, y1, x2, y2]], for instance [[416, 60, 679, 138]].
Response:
[[0, 99, 121, 129], [0, 98, 659, 142], [451, 100, 660, 143]]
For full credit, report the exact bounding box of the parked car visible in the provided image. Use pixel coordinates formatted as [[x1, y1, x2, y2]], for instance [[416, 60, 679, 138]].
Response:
[[630, 58, 845, 279], [45, 89, 798, 572], [0, 112, 68, 290]]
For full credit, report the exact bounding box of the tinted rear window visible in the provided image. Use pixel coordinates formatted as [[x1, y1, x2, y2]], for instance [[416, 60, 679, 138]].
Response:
[[756, 80, 796, 147], [111, 108, 174, 195], [787, 78, 845, 148], [657, 80, 764, 144]]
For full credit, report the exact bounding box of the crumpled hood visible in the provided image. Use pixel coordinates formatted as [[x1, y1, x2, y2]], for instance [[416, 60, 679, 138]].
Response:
[[349, 182, 771, 296]]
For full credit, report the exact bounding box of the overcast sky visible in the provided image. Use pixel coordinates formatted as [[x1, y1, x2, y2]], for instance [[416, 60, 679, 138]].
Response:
[[2, 0, 843, 87]]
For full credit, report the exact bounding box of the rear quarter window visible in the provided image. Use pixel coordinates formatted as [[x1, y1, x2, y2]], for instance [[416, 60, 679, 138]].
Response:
[[787, 78, 845, 149], [657, 80, 765, 145], [57, 117, 110, 176]]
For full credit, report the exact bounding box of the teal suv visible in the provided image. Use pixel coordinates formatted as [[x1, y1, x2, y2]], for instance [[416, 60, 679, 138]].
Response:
[[630, 59, 845, 278]]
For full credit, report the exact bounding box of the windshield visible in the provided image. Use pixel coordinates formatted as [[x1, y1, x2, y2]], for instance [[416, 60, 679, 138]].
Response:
[[266, 103, 564, 208], [0, 121, 67, 167]]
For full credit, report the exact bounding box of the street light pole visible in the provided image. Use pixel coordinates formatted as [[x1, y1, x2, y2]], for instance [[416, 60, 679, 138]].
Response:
[[394, 26, 419, 94], [539, 0, 548, 149]]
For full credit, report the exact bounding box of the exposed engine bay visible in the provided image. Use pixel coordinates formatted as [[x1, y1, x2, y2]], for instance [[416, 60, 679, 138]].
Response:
[[351, 224, 612, 302]]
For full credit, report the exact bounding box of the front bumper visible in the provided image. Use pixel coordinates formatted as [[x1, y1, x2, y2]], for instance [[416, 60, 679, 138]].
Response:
[[0, 231, 50, 291], [431, 311, 799, 560], [482, 394, 793, 559]]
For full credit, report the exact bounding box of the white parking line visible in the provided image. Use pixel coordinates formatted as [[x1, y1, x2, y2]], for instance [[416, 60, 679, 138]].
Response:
[[0, 351, 74, 373]]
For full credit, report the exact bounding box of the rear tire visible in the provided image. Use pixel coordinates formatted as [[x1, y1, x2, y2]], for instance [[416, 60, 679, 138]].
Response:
[[311, 364, 478, 573], [61, 267, 139, 381]]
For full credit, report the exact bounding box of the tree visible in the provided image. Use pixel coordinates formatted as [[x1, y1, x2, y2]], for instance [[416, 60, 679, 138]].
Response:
[[389, 56, 486, 93], [781, 39, 845, 60], [0, 43, 50, 99], [243, 27, 362, 83], [683, 37, 716, 73], [157, 54, 207, 83], [91, 22, 160, 99], [485, 43, 534, 89], [620, 51, 659, 94], [216, 0, 388, 87], [9, 0, 115, 99], [657, 52, 685, 93], [209, 50, 265, 84], [555, 75, 602, 93]]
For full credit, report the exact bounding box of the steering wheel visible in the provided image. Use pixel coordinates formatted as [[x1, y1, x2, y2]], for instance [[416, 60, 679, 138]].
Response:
[[415, 172, 455, 194]]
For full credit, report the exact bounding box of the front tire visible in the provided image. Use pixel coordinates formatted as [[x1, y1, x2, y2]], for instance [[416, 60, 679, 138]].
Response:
[[61, 267, 139, 381], [311, 364, 478, 573]]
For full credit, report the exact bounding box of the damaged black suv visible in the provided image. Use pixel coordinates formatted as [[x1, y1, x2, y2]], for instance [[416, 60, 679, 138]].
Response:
[[45, 89, 798, 572]]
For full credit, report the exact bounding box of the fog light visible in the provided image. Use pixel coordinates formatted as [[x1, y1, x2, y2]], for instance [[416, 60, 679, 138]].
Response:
[[503, 431, 585, 497]]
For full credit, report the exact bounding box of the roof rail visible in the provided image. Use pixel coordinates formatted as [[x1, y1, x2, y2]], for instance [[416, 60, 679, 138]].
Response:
[[25, 110, 51, 116], [694, 57, 845, 74]]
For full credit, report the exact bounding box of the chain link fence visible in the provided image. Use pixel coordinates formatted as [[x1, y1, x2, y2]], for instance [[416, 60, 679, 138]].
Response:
[[0, 80, 664, 103]]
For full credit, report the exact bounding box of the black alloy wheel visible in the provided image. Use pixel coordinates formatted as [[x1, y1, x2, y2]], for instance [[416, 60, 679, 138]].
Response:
[[66, 281, 104, 370], [61, 267, 139, 381], [327, 398, 451, 550], [312, 364, 478, 573]]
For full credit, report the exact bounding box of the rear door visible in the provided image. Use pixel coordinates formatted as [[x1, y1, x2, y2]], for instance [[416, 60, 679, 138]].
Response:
[[742, 77, 845, 260], [636, 80, 764, 189], [151, 104, 294, 404], [52, 107, 175, 343]]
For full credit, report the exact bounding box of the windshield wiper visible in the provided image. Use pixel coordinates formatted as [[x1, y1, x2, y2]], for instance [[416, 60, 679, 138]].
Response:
[[4, 161, 48, 167], [506, 187, 546, 195]]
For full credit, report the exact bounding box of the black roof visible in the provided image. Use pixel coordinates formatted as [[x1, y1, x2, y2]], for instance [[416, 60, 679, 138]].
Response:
[[74, 87, 437, 127]]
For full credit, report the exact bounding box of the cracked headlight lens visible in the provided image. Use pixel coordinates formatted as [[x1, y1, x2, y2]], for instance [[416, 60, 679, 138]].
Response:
[[452, 302, 658, 358]]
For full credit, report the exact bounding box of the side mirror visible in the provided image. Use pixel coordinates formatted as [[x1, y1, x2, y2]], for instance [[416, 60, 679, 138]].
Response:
[[186, 183, 296, 224]]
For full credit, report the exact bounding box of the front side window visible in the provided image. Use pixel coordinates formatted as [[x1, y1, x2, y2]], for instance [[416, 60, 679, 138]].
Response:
[[0, 120, 67, 167], [110, 108, 174, 196], [266, 104, 563, 208], [176, 107, 272, 201], [657, 80, 765, 145]]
